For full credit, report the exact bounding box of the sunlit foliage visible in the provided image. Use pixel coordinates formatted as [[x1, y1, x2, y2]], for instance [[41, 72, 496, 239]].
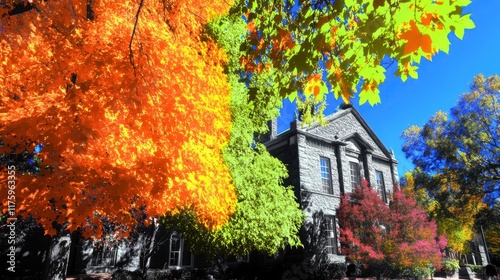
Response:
[[236, 0, 474, 122], [0, 0, 236, 237], [402, 171, 485, 254], [162, 15, 304, 257], [402, 74, 500, 255]]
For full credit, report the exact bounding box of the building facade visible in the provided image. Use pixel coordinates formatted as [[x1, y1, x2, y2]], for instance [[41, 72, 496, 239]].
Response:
[[70, 228, 199, 274], [265, 104, 399, 262]]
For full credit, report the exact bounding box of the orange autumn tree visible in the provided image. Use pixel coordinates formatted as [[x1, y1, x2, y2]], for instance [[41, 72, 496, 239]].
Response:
[[0, 0, 236, 240]]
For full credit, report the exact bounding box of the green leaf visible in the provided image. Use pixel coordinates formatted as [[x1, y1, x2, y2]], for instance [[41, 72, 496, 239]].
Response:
[[409, 67, 418, 79], [286, 90, 298, 101], [461, 14, 475, 30], [453, 14, 475, 40], [433, 32, 450, 54], [453, 25, 465, 40], [320, 21, 331, 33]]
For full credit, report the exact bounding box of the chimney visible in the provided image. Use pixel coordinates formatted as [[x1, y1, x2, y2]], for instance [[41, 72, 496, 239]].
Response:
[[270, 118, 278, 140], [260, 118, 278, 143]]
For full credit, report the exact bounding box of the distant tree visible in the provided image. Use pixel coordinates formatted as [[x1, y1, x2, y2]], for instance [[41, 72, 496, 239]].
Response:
[[337, 181, 445, 279], [401, 74, 499, 256], [402, 171, 485, 258], [402, 74, 500, 203]]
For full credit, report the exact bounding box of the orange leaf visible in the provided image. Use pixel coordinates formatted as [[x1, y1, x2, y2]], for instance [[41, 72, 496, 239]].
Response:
[[247, 21, 256, 32], [420, 34, 432, 53], [400, 20, 433, 55], [313, 85, 320, 97]]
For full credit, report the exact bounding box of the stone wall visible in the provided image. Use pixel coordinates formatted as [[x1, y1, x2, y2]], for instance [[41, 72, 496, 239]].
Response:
[[296, 107, 397, 214], [298, 107, 397, 261]]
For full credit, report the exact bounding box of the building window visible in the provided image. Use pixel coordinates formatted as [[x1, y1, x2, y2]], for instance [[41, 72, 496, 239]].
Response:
[[376, 171, 387, 203], [350, 162, 360, 190], [169, 234, 193, 267], [320, 157, 333, 194], [324, 215, 338, 254], [90, 243, 117, 267]]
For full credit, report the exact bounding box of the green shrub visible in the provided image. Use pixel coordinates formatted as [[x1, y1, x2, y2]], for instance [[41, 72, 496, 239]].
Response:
[[469, 265, 483, 273], [442, 259, 460, 276], [112, 269, 142, 280], [399, 266, 435, 280]]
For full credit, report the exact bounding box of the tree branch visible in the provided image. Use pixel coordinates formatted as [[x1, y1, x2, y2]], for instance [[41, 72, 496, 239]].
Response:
[[2, 1, 37, 17], [86, 0, 95, 20], [129, 0, 145, 75]]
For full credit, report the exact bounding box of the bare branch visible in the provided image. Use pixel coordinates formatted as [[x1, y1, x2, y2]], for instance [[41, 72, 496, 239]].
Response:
[[2, 1, 36, 17], [129, 0, 145, 75]]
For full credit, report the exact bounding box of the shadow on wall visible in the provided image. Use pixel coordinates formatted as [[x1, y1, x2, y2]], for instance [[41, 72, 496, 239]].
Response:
[[281, 189, 346, 280]]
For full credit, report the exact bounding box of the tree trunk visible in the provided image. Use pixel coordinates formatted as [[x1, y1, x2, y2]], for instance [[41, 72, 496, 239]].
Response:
[[141, 218, 159, 279], [44, 230, 71, 280]]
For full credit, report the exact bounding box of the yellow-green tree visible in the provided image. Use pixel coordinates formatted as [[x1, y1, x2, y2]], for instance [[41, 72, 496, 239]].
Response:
[[161, 15, 304, 257], [235, 0, 475, 122]]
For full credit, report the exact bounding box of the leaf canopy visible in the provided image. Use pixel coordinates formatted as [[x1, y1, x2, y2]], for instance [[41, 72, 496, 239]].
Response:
[[1, 0, 236, 237], [235, 0, 474, 116]]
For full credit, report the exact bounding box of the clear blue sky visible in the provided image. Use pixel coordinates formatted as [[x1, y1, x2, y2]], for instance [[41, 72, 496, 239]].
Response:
[[278, 0, 500, 176]]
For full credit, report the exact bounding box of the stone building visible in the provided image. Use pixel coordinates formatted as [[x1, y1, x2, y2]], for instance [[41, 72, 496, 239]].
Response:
[[265, 104, 399, 262]]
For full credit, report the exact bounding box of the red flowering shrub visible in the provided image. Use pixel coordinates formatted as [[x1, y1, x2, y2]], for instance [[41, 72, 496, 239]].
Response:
[[337, 181, 446, 278]]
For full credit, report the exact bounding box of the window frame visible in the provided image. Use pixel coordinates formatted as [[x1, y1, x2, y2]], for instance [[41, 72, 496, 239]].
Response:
[[375, 170, 387, 203], [320, 157, 334, 194], [90, 242, 118, 267], [168, 234, 193, 268], [349, 161, 360, 190], [324, 215, 338, 255]]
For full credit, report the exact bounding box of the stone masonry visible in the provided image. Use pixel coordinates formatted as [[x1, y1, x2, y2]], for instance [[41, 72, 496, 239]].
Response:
[[265, 104, 399, 263]]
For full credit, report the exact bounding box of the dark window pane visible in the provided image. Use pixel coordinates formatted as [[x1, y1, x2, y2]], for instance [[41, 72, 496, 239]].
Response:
[[350, 162, 360, 189], [376, 171, 387, 203]]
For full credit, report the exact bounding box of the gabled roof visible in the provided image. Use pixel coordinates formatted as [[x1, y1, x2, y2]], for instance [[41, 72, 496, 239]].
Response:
[[299, 104, 396, 162]]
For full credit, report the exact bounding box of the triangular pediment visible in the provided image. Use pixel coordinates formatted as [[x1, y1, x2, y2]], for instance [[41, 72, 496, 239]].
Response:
[[344, 132, 374, 153], [299, 105, 393, 160]]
